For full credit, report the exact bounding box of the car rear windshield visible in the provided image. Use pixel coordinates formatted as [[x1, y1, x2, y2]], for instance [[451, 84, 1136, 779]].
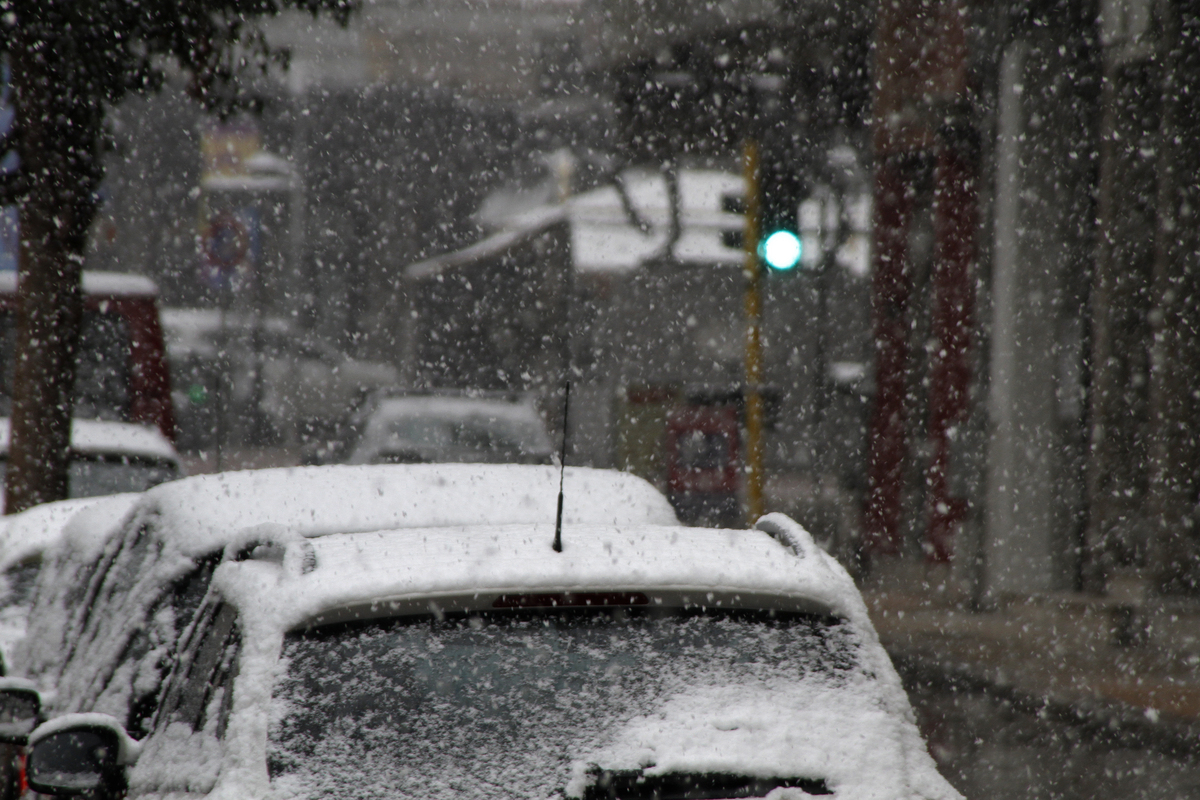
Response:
[[268, 607, 862, 800], [0, 455, 177, 498], [366, 412, 552, 463]]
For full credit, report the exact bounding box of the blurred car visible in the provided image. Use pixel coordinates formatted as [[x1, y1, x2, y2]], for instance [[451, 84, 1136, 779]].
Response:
[[342, 393, 555, 466], [10, 464, 677, 740], [0, 272, 175, 440], [0, 419, 182, 512], [161, 308, 398, 448], [17, 513, 960, 800]]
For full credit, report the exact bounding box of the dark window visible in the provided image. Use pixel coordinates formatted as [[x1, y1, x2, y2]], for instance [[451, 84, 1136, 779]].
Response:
[[154, 601, 240, 736], [133, 602, 240, 796], [0, 561, 40, 612], [0, 456, 178, 500], [73, 310, 131, 421], [677, 431, 729, 471]]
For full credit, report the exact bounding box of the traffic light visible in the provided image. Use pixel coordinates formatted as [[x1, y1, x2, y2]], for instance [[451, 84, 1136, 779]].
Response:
[[757, 150, 805, 272]]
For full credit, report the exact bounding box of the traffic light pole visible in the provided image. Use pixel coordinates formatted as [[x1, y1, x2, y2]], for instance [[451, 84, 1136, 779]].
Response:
[[743, 139, 766, 526]]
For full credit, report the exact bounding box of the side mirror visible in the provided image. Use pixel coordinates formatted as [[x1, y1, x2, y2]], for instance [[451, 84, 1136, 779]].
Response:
[[0, 679, 42, 745], [26, 714, 140, 797]]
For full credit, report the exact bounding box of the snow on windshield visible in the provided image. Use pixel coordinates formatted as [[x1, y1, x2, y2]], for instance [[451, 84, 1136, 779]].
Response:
[[266, 608, 891, 800]]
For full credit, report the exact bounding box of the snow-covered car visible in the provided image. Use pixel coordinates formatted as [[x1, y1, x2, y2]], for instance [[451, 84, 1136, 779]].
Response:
[[0, 418, 182, 512], [10, 464, 677, 739], [343, 393, 555, 466], [17, 514, 960, 800], [0, 495, 140, 674], [161, 308, 399, 447], [0, 496, 141, 800]]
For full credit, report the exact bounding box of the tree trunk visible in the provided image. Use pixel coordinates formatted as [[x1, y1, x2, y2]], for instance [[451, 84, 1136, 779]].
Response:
[[3, 13, 102, 514]]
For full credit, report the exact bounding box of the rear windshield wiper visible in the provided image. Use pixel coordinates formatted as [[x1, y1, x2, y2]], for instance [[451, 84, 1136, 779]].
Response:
[[580, 770, 833, 799]]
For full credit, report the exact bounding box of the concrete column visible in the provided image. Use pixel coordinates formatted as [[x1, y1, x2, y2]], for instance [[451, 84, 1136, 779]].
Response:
[[985, 37, 1092, 596]]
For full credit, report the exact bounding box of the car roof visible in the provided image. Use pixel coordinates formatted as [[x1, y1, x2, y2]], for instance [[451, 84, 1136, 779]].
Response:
[[0, 419, 180, 464], [128, 464, 677, 558], [0, 493, 142, 572], [217, 520, 873, 633], [0, 497, 119, 573]]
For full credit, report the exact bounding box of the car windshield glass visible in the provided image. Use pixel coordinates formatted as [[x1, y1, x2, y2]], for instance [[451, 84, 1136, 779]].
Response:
[[268, 608, 862, 800], [65, 456, 178, 497], [0, 457, 177, 498], [378, 413, 550, 457]]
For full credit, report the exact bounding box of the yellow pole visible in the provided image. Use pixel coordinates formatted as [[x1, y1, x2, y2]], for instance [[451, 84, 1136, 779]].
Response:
[[743, 139, 765, 526]]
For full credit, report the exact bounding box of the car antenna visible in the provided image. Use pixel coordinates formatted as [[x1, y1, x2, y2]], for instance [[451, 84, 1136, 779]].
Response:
[[553, 380, 571, 552]]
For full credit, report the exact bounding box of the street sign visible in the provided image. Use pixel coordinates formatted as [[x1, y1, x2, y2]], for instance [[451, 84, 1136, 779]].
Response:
[[199, 209, 256, 291]]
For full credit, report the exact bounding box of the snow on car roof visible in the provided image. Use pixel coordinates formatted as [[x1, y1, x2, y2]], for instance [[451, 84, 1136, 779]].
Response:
[[0, 271, 158, 297], [0, 498, 112, 573], [131, 464, 677, 558], [222, 523, 872, 632], [0, 419, 180, 463]]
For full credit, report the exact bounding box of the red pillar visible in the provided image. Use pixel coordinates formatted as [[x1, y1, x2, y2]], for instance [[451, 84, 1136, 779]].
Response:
[[924, 136, 976, 563]]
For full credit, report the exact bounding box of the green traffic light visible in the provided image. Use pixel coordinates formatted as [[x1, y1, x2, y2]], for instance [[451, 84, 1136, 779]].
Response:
[[760, 230, 802, 271]]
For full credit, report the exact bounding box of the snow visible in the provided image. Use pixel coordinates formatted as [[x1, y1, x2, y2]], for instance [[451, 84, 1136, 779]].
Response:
[[0, 419, 180, 464], [0, 498, 106, 575], [0, 676, 38, 693], [0, 271, 158, 297], [564, 680, 906, 798], [426, 169, 745, 278], [566, 169, 744, 274], [405, 207, 568, 280]]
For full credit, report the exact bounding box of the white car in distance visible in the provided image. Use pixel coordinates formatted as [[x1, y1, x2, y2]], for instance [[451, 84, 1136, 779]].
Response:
[[344, 393, 555, 466], [16, 514, 961, 800], [0, 418, 182, 512]]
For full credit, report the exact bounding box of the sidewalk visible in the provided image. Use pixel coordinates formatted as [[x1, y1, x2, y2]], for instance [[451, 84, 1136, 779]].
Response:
[[863, 578, 1200, 756]]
